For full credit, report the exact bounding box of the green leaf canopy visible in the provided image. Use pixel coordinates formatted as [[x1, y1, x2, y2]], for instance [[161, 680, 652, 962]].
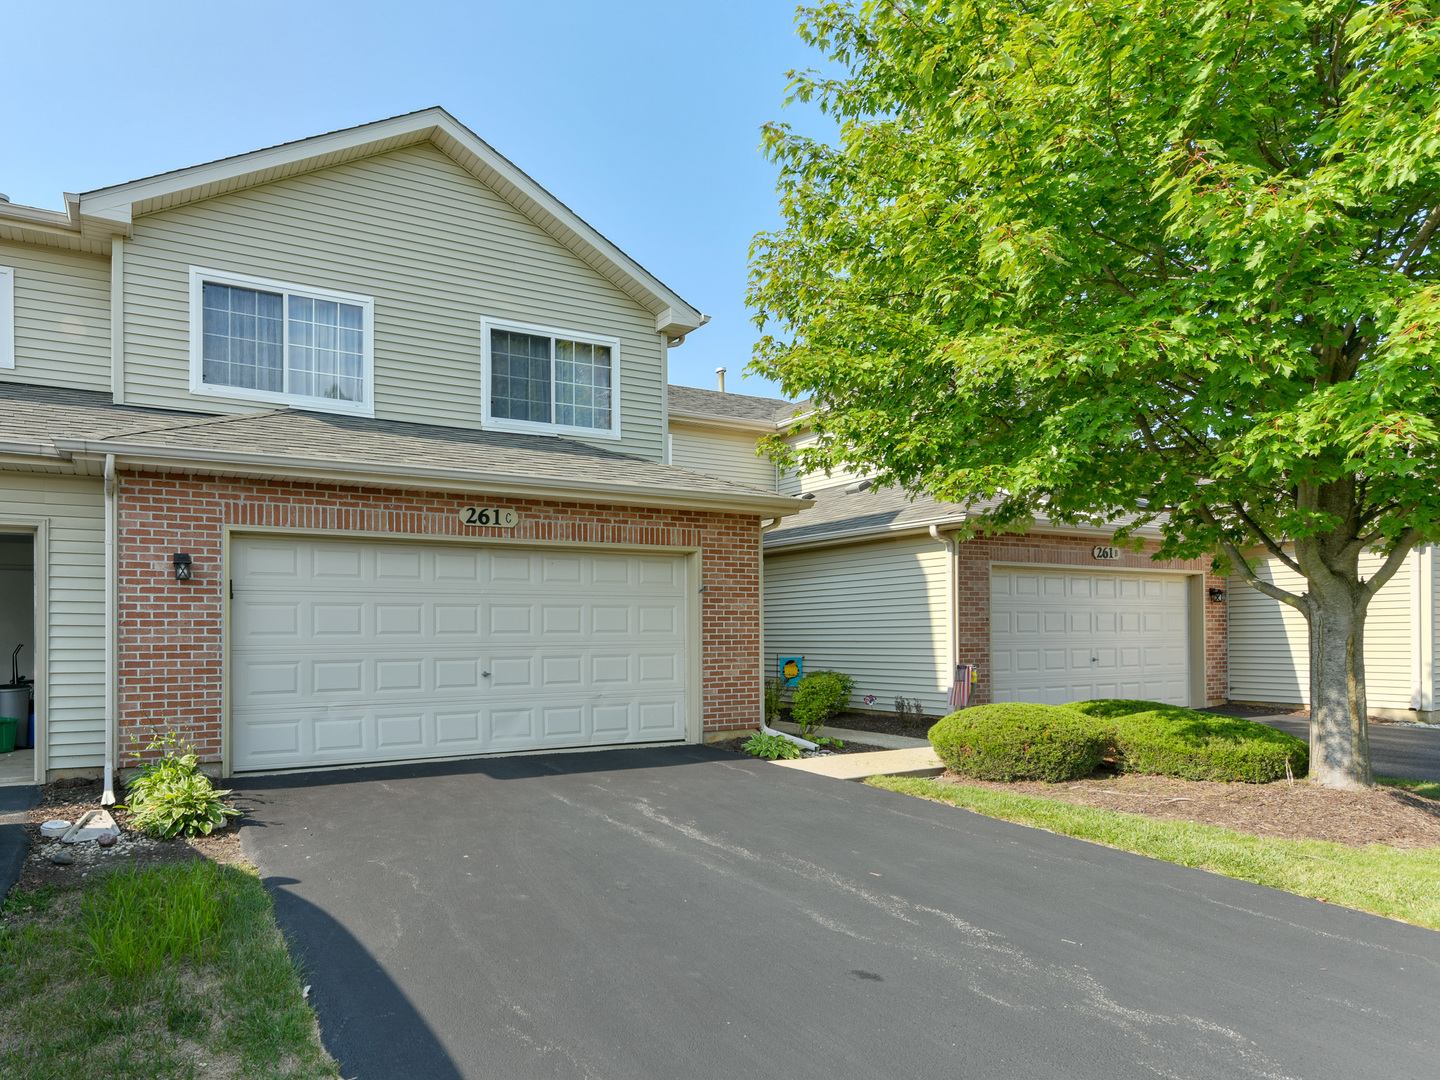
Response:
[[750, 0, 1440, 565]]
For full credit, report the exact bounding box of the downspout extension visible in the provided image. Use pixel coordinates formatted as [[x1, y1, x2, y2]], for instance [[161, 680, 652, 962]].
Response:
[[102, 454, 117, 806], [760, 518, 816, 750]]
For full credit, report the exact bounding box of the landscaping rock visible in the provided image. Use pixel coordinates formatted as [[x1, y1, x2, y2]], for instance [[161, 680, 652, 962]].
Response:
[[49, 851, 73, 866]]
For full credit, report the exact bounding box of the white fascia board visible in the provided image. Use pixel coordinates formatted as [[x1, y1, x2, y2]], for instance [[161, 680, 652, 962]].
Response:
[[77, 108, 707, 334], [765, 515, 1163, 554], [765, 517, 969, 554], [667, 410, 778, 433], [0, 202, 77, 231], [0, 439, 67, 460], [53, 438, 808, 517]]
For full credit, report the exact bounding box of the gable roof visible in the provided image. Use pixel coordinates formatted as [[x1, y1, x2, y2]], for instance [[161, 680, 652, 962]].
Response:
[[0, 383, 803, 516], [3, 108, 706, 336], [667, 385, 807, 429]]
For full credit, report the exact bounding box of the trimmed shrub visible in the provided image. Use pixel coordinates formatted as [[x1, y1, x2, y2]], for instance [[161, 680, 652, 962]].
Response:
[[790, 669, 856, 736], [927, 703, 1113, 782], [1068, 699, 1309, 783]]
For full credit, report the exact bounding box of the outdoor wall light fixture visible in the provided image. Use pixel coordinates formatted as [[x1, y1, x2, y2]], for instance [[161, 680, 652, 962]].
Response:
[[173, 552, 193, 581], [1208, 587, 1226, 603]]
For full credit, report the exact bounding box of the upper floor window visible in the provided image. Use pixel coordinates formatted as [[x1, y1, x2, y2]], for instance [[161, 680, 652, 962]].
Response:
[[482, 319, 619, 439], [188, 268, 374, 415]]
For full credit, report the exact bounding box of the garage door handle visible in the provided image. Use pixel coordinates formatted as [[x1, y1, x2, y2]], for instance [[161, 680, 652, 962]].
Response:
[[482, 670, 491, 677]]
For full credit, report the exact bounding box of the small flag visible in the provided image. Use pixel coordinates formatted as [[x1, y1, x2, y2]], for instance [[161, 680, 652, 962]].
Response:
[[948, 664, 978, 710]]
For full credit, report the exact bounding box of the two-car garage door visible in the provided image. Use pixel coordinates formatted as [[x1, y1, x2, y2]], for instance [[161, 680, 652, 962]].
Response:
[[230, 537, 690, 772], [991, 567, 1191, 707]]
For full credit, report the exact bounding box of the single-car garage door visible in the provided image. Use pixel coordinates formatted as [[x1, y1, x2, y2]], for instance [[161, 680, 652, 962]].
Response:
[[990, 567, 1190, 707], [230, 537, 690, 771]]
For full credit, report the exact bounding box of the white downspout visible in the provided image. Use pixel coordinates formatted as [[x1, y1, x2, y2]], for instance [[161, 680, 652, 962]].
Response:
[[930, 525, 961, 697], [101, 454, 117, 806], [760, 518, 816, 750]]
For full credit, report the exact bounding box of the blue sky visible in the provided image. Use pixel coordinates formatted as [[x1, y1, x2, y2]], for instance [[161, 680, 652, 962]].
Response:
[[0, 1, 828, 396]]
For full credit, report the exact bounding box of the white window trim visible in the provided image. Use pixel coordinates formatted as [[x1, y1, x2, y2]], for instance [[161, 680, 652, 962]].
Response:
[[188, 266, 375, 417], [0, 266, 14, 370], [481, 317, 622, 441]]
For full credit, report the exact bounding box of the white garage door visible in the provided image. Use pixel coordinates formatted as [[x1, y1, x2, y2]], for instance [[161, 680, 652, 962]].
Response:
[[990, 568, 1190, 707], [230, 537, 689, 771]]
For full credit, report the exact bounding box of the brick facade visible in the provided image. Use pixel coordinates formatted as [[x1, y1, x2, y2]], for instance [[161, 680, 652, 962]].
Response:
[[116, 472, 763, 767], [955, 533, 1228, 707]]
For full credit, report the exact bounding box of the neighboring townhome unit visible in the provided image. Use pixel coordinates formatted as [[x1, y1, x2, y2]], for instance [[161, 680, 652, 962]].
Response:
[[671, 382, 1440, 724], [671, 382, 1225, 717], [0, 109, 804, 787]]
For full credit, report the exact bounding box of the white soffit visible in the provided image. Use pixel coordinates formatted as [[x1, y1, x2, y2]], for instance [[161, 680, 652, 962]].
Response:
[[76, 108, 706, 335]]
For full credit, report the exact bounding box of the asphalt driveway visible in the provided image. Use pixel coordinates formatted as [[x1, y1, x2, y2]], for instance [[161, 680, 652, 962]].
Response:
[[237, 747, 1440, 1080], [1253, 715, 1440, 782]]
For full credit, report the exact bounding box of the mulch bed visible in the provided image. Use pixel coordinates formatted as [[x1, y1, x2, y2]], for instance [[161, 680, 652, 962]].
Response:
[[15, 777, 247, 892], [813, 710, 937, 739], [711, 736, 890, 757], [934, 771, 1440, 848]]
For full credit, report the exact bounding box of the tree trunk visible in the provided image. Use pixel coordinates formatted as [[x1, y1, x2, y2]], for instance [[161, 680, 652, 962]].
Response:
[[1304, 576, 1373, 790]]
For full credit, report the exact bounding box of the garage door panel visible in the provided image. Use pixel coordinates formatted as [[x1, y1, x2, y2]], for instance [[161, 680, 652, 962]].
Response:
[[991, 568, 1189, 708], [231, 538, 689, 771]]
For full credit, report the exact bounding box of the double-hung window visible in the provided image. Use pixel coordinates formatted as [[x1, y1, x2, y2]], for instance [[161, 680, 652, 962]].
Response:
[[482, 319, 619, 439], [189, 268, 374, 415]]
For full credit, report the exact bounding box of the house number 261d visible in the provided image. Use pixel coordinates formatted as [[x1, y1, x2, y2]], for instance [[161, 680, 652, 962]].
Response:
[[460, 507, 519, 528]]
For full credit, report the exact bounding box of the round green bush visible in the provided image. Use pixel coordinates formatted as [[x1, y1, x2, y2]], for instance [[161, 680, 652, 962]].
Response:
[[1068, 700, 1309, 783], [927, 703, 1113, 782]]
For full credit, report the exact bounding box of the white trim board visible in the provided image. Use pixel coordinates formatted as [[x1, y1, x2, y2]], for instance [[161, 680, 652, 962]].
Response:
[[76, 109, 706, 336], [0, 266, 14, 370]]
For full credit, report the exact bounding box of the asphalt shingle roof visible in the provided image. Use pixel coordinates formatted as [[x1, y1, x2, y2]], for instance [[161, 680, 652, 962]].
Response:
[[667, 384, 807, 425], [0, 382, 798, 508], [765, 484, 970, 546]]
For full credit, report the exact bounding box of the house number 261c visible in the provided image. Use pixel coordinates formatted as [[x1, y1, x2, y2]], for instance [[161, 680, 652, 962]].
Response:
[[460, 507, 519, 528]]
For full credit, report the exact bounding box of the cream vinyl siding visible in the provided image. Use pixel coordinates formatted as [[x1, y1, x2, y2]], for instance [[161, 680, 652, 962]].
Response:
[[0, 474, 106, 772], [668, 422, 776, 489], [119, 144, 665, 459], [776, 429, 867, 496], [1228, 551, 1415, 710], [764, 536, 952, 715], [1432, 547, 1440, 709], [0, 241, 111, 391]]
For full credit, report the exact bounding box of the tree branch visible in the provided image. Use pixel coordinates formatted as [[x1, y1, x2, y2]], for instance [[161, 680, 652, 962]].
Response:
[[1360, 528, 1422, 604], [1231, 501, 1304, 575], [1398, 206, 1440, 276], [1196, 503, 1309, 612]]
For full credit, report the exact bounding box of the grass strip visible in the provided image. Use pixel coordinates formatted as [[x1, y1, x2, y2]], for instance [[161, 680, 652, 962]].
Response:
[[0, 860, 337, 1080], [1377, 776, 1440, 801], [867, 775, 1440, 930]]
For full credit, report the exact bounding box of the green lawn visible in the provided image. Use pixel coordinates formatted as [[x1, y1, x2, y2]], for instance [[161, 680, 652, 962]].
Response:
[[0, 860, 338, 1079], [868, 775, 1440, 930], [1377, 776, 1440, 801]]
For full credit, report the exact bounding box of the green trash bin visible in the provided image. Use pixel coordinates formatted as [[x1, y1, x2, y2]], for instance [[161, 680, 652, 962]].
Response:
[[0, 717, 16, 754]]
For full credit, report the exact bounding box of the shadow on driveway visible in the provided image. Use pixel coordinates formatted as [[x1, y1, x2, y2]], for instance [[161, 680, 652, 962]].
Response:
[[232, 742, 729, 794], [265, 874, 466, 1079]]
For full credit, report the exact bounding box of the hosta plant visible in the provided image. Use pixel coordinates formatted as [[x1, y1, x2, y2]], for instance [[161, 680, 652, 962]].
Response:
[[123, 733, 241, 838]]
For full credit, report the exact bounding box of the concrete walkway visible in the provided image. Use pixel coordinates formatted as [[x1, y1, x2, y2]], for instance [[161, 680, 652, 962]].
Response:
[[774, 720, 930, 750], [771, 745, 944, 781]]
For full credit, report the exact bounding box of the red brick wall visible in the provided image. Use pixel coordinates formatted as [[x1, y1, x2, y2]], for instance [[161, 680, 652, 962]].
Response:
[[116, 472, 763, 766], [955, 533, 1228, 707]]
